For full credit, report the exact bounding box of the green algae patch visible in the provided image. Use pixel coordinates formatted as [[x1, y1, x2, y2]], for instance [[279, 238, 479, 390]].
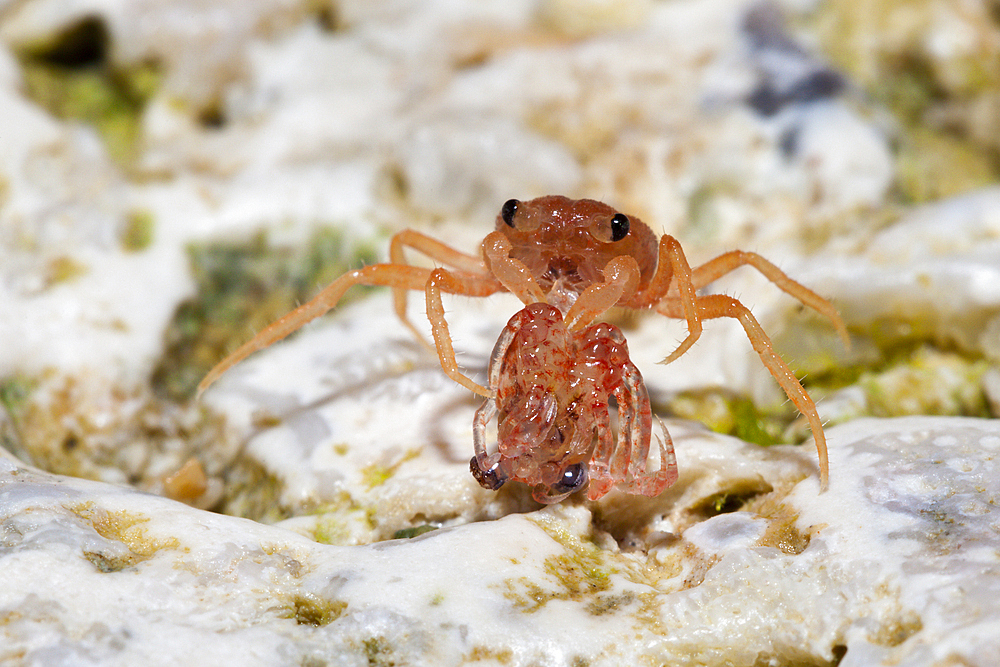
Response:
[[806, 344, 992, 422], [0, 371, 227, 490], [669, 334, 995, 451], [287, 593, 347, 626], [16, 16, 161, 168], [858, 347, 990, 418], [0, 376, 35, 463], [894, 126, 998, 203], [392, 525, 438, 539], [70, 502, 180, 570], [665, 389, 785, 447], [809, 0, 1000, 202], [218, 455, 288, 524], [151, 226, 379, 401]]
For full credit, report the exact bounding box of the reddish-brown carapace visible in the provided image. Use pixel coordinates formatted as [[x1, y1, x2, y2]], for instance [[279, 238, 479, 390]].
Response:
[[199, 196, 849, 502]]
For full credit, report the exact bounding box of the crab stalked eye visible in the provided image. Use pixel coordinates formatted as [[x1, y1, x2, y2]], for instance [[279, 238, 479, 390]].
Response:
[[552, 462, 588, 494], [610, 213, 630, 241], [501, 199, 519, 227]]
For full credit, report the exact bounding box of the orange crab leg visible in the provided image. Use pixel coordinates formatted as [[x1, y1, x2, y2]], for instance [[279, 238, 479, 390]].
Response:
[[684, 250, 850, 350], [197, 264, 439, 395], [628, 234, 703, 364], [425, 268, 506, 397], [390, 229, 490, 346], [198, 261, 501, 396], [657, 294, 830, 490]]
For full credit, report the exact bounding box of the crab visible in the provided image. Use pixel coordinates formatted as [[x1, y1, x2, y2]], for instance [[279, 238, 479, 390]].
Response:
[[199, 195, 848, 499]]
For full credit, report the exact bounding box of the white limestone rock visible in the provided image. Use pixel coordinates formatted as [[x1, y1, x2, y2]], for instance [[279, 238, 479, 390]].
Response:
[[1, 417, 998, 665]]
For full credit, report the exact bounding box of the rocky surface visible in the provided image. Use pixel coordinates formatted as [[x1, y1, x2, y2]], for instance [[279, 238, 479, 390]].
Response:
[[0, 0, 998, 665], [1, 417, 999, 665]]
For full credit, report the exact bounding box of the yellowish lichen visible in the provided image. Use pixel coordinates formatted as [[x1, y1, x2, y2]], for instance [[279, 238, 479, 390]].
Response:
[[501, 511, 682, 615], [70, 502, 180, 570], [45, 256, 88, 286], [743, 492, 812, 556], [360, 448, 420, 489], [120, 210, 156, 253], [303, 491, 380, 546], [870, 609, 924, 647], [465, 645, 514, 664]]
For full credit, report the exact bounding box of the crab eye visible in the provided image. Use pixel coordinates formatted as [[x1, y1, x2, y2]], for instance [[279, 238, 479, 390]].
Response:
[[552, 462, 588, 494], [501, 199, 519, 227], [610, 213, 630, 241]]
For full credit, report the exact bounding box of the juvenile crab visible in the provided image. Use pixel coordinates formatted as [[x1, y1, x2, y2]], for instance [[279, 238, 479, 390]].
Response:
[[199, 195, 848, 498]]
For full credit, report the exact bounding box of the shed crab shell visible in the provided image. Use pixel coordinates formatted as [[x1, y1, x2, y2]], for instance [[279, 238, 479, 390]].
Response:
[[471, 303, 678, 504]]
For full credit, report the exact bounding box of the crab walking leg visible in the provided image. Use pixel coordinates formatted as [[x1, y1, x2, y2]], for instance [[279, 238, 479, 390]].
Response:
[[630, 234, 703, 364], [563, 256, 641, 331], [389, 229, 492, 347], [616, 362, 676, 496], [485, 313, 519, 392], [657, 294, 830, 490], [425, 267, 508, 397], [198, 264, 437, 395], [472, 398, 504, 489], [685, 250, 851, 350], [481, 231, 547, 305], [586, 409, 616, 501]]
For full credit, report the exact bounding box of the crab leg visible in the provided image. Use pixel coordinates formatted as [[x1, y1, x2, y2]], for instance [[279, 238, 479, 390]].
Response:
[[389, 229, 491, 346], [616, 363, 676, 496], [198, 264, 437, 395], [472, 397, 504, 489], [472, 397, 499, 463], [586, 408, 616, 501], [657, 294, 830, 490], [425, 268, 507, 397], [630, 234, 703, 364], [684, 250, 850, 350]]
